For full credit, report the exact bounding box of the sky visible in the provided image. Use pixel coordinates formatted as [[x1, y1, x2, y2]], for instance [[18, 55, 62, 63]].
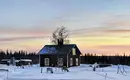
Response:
[[1, 0, 130, 55]]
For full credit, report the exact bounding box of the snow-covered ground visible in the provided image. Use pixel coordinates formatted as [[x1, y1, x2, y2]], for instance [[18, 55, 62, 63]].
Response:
[[0, 64, 130, 80]]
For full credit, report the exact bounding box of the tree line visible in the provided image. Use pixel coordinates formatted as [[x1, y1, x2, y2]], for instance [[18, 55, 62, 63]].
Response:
[[1, 50, 130, 65], [0, 50, 39, 64], [81, 53, 130, 65]]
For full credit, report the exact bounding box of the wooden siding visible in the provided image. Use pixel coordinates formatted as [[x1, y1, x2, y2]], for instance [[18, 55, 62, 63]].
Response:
[[40, 45, 81, 67]]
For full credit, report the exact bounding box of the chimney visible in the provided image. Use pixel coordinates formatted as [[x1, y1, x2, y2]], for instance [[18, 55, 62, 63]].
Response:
[[58, 38, 63, 46]]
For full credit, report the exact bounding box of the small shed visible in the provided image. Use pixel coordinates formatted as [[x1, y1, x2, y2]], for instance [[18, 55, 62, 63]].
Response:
[[0, 59, 10, 65], [39, 44, 81, 67], [19, 59, 32, 66]]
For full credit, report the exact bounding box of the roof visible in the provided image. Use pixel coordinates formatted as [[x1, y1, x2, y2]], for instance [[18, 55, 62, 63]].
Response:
[[1, 59, 10, 61], [39, 44, 81, 55], [20, 59, 32, 62]]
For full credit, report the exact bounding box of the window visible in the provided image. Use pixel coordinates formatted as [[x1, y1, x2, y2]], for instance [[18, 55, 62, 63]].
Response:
[[76, 58, 79, 66], [58, 58, 63, 66], [44, 58, 49, 66], [72, 48, 76, 55], [70, 58, 73, 66]]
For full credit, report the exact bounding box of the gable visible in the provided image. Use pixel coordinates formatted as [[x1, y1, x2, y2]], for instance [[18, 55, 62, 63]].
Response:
[[70, 45, 81, 55]]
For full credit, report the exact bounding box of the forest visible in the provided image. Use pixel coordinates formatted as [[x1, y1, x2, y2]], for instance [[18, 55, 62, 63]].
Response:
[[0, 50, 39, 64], [0, 50, 130, 65], [81, 53, 130, 65]]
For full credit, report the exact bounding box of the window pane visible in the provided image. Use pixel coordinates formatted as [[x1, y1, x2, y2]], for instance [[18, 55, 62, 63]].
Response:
[[44, 58, 49, 66], [72, 48, 76, 55]]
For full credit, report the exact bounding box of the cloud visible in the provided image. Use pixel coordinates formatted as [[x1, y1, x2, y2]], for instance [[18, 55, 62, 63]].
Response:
[[0, 26, 51, 35], [0, 36, 48, 42], [80, 45, 130, 55], [98, 45, 130, 50], [70, 14, 130, 38], [104, 30, 130, 33], [2, 14, 130, 42], [2, 12, 130, 39], [60, 14, 130, 38]]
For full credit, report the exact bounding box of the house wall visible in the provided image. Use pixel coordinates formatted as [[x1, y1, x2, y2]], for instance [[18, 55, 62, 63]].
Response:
[[68, 46, 81, 67], [68, 53, 80, 67], [40, 54, 67, 67], [40, 45, 81, 67], [40, 54, 56, 67]]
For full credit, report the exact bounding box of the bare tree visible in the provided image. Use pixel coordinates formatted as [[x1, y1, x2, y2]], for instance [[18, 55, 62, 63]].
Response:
[[51, 26, 69, 45]]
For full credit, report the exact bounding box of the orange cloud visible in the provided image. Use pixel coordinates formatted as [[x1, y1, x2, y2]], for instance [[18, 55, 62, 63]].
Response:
[[0, 36, 49, 42], [105, 30, 130, 33], [98, 45, 130, 50]]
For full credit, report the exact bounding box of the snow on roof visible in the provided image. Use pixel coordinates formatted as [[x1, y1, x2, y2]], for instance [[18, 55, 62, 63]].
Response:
[[39, 44, 78, 55], [40, 47, 57, 54], [20, 59, 32, 62], [1, 59, 10, 61], [15, 60, 20, 62]]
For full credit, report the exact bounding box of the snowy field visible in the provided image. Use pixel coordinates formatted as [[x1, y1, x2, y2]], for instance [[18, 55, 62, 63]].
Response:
[[0, 64, 130, 80]]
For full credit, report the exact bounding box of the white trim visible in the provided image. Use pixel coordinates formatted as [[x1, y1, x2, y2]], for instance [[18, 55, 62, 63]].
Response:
[[20, 59, 32, 62], [44, 58, 49, 66], [70, 58, 73, 66], [67, 54, 68, 67], [39, 53, 40, 65], [76, 58, 78, 66]]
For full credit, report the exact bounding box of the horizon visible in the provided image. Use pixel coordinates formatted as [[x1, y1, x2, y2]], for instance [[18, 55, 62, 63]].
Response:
[[1, 0, 130, 55]]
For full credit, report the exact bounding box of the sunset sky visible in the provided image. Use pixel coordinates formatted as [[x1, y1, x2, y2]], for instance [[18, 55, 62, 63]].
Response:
[[1, 0, 130, 55]]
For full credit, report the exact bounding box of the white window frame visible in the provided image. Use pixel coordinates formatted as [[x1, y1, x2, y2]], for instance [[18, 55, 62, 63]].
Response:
[[58, 58, 63, 66], [70, 58, 73, 66], [72, 48, 76, 55], [44, 58, 49, 66], [76, 58, 79, 66]]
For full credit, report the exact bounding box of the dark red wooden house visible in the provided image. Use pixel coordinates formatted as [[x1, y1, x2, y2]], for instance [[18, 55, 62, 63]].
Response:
[[39, 40, 81, 67]]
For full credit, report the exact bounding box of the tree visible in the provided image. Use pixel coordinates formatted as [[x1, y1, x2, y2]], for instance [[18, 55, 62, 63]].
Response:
[[51, 26, 69, 45]]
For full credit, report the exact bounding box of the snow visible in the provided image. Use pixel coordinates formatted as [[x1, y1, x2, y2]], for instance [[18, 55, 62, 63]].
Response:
[[20, 59, 32, 62], [0, 64, 130, 80]]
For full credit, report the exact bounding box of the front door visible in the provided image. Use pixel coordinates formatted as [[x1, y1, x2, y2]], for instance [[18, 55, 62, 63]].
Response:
[[58, 58, 63, 67]]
